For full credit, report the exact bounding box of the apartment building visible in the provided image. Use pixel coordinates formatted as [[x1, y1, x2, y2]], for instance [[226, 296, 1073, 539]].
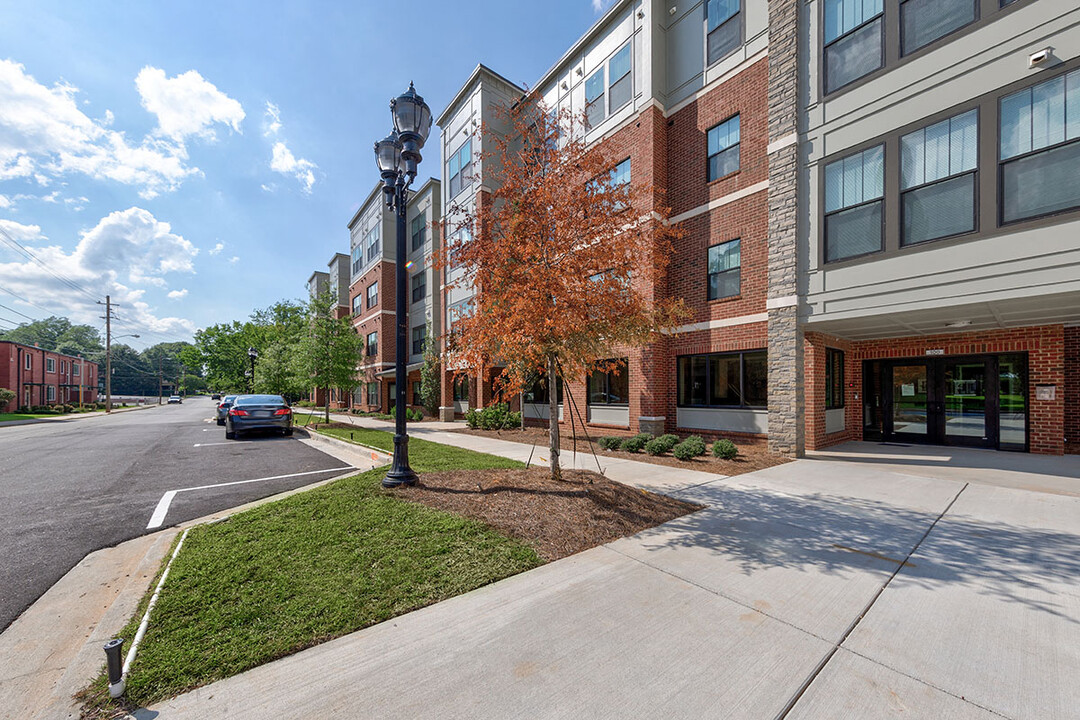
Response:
[[0, 341, 99, 412], [346, 178, 442, 414], [799, 0, 1080, 455], [435, 0, 793, 448]]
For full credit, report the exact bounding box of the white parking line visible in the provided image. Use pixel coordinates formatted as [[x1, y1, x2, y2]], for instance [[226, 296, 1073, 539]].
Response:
[[145, 466, 355, 529]]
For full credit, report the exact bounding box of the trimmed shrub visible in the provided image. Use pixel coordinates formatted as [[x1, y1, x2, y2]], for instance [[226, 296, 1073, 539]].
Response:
[[620, 432, 652, 453], [598, 436, 622, 450], [712, 438, 738, 460], [465, 403, 521, 430], [0, 387, 14, 408], [645, 433, 680, 456], [406, 407, 423, 422], [673, 435, 707, 461]]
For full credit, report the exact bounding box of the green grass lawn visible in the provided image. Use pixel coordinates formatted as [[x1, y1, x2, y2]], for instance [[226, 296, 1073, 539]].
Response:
[[82, 432, 535, 710], [0, 413, 57, 422]]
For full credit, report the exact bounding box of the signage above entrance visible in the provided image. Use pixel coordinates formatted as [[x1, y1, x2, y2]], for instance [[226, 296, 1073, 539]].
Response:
[[925, 349, 945, 356]]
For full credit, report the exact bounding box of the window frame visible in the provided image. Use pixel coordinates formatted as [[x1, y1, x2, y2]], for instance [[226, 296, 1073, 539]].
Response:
[[607, 42, 633, 115], [411, 325, 427, 356], [899, 0, 979, 58], [899, 109, 980, 246], [411, 270, 427, 303], [364, 225, 381, 264], [822, 144, 886, 264], [366, 331, 378, 357], [676, 350, 768, 409], [25, 354, 31, 370], [821, 0, 1032, 100], [705, 0, 744, 67], [707, 238, 741, 301], [367, 382, 379, 407], [586, 359, 629, 407], [447, 138, 473, 199], [410, 214, 426, 252], [825, 348, 845, 410], [73, 363, 80, 377], [707, 113, 741, 182], [46, 357, 56, 373], [822, 0, 884, 95], [818, 57, 1080, 270], [366, 281, 378, 309], [47, 385, 56, 403], [352, 294, 362, 316], [453, 375, 469, 402], [585, 66, 606, 128]]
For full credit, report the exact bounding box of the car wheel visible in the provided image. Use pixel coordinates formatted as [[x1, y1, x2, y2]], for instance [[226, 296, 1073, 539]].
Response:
[[225, 430, 236, 440], [284, 427, 293, 437], [216, 418, 225, 426]]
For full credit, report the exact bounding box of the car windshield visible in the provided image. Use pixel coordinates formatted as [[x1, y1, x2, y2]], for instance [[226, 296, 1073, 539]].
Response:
[[223, 396, 237, 402], [235, 394, 286, 406]]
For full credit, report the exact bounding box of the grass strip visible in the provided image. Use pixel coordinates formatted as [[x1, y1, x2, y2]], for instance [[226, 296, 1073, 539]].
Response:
[[80, 434, 536, 713]]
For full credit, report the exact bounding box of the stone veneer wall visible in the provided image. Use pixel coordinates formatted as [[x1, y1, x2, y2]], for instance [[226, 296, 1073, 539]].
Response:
[[766, 0, 804, 456]]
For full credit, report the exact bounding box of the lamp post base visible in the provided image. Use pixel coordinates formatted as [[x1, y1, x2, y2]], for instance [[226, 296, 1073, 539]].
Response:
[[382, 434, 419, 488]]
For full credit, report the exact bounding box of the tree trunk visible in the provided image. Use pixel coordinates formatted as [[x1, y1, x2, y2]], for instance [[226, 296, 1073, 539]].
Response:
[[324, 390, 330, 423], [547, 354, 561, 481]]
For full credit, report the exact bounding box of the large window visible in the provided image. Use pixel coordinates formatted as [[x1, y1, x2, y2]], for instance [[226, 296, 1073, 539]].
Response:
[[677, 350, 767, 408], [901, 109, 978, 245], [609, 44, 632, 113], [46, 357, 55, 373], [410, 215, 426, 252], [367, 382, 379, 407], [47, 385, 56, 402], [73, 363, 80, 377], [524, 376, 563, 405], [611, 158, 631, 188], [1000, 68, 1080, 224], [826, 348, 845, 409], [823, 0, 883, 93], [366, 331, 378, 357], [364, 225, 380, 263], [901, 0, 976, 56], [707, 0, 741, 65], [707, 115, 740, 181], [446, 298, 472, 333], [411, 271, 426, 303], [366, 281, 378, 308], [585, 67, 605, 128], [447, 139, 472, 198], [412, 325, 427, 356], [824, 145, 884, 262], [351, 244, 363, 275], [588, 359, 629, 406], [352, 294, 362, 315], [708, 238, 741, 300]]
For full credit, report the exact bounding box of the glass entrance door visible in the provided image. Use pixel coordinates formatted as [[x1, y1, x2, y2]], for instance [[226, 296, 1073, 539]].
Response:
[[890, 363, 930, 440], [941, 359, 994, 448]]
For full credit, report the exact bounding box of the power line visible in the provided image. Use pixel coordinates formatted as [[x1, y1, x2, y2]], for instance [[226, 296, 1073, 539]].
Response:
[[0, 301, 38, 323], [0, 225, 100, 303], [0, 285, 58, 318]]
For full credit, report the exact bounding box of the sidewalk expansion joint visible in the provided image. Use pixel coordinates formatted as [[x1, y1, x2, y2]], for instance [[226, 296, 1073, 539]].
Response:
[[776, 482, 976, 720]]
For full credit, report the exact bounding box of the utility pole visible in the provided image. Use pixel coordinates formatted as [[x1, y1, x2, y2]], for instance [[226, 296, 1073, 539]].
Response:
[[158, 355, 163, 405], [98, 295, 117, 413]]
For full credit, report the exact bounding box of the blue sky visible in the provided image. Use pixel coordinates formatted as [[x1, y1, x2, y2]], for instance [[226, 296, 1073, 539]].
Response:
[[0, 0, 616, 349]]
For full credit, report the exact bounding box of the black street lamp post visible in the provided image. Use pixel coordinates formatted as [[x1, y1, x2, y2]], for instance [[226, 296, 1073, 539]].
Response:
[[374, 82, 432, 488], [248, 347, 258, 393]]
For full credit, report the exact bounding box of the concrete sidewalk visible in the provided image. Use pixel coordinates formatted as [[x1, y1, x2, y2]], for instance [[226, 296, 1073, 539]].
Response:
[[147, 429, 1080, 719], [0, 402, 160, 428]]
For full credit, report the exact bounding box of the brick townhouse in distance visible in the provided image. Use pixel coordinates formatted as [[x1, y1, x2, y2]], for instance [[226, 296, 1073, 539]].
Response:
[[1, 340, 99, 412], [433, 0, 1080, 456]]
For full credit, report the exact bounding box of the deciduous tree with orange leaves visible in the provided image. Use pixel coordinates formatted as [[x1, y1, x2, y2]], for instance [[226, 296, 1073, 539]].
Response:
[[440, 99, 686, 480]]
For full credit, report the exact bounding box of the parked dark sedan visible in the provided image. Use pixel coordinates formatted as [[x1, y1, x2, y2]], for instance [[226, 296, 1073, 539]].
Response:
[[225, 394, 293, 439], [215, 395, 238, 425]]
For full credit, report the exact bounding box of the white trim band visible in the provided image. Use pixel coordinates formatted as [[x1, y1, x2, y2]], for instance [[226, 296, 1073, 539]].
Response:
[[767, 133, 798, 155], [669, 181, 769, 225], [766, 295, 799, 310], [668, 312, 768, 335]]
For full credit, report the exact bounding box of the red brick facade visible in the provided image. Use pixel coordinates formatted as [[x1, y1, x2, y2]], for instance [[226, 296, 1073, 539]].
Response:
[[804, 325, 1067, 455], [1066, 326, 1079, 454], [0, 341, 99, 412]]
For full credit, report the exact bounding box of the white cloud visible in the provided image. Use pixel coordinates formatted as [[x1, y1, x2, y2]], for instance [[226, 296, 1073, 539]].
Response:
[[592, 0, 615, 11], [208, 241, 224, 255], [263, 102, 282, 137], [228, 255, 239, 264], [270, 141, 316, 193], [64, 195, 89, 211], [0, 59, 200, 198], [0, 218, 45, 242], [135, 66, 245, 142], [260, 183, 275, 192], [263, 101, 317, 193], [0, 207, 198, 335], [167, 288, 188, 299], [0, 195, 9, 209]]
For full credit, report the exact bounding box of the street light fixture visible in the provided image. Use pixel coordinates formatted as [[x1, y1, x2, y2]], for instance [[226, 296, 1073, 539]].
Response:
[[247, 347, 258, 393], [374, 82, 432, 489]]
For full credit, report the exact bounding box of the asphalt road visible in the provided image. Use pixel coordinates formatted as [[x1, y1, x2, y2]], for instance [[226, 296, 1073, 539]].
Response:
[[0, 398, 352, 631]]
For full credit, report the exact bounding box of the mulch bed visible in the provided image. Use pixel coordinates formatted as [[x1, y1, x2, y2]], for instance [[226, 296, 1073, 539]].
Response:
[[453, 427, 791, 476], [392, 468, 702, 561]]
